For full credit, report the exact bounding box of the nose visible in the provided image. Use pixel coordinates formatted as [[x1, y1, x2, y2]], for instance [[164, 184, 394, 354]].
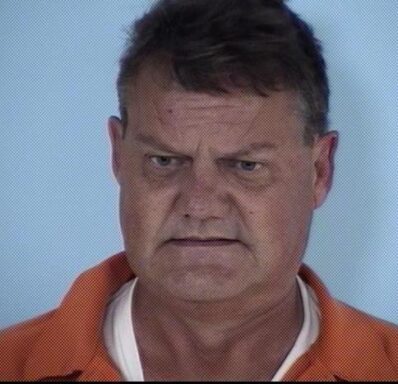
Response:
[[177, 165, 229, 220]]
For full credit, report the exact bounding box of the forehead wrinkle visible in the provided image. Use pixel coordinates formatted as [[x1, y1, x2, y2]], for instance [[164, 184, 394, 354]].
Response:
[[155, 93, 263, 133], [166, 90, 249, 107], [238, 101, 267, 140], [240, 91, 305, 144], [151, 95, 187, 144], [133, 132, 276, 159]]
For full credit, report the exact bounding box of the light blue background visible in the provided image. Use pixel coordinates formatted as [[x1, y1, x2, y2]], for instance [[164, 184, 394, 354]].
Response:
[[0, 0, 397, 328]]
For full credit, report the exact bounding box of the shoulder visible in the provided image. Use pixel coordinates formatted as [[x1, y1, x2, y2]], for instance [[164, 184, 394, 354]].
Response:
[[0, 311, 56, 380], [0, 253, 133, 381], [302, 263, 398, 348], [338, 300, 398, 359], [317, 298, 398, 380], [300, 264, 398, 379]]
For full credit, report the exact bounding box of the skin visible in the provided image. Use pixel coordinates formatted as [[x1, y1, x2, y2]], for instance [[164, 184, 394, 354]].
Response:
[[108, 66, 338, 380]]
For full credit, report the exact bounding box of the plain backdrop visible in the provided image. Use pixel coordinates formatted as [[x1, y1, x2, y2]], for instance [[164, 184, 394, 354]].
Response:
[[0, 0, 397, 328]]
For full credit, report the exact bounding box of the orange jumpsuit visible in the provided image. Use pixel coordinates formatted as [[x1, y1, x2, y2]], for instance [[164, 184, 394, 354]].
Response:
[[0, 252, 397, 381]]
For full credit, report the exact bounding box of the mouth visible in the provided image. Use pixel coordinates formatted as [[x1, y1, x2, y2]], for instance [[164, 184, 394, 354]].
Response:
[[167, 238, 240, 247]]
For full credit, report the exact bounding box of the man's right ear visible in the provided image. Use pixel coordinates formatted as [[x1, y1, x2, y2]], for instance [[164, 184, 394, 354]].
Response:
[[108, 116, 124, 184]]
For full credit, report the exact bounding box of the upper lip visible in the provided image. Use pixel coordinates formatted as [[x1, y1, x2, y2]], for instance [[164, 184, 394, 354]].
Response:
[[170, 237, 237, 241]]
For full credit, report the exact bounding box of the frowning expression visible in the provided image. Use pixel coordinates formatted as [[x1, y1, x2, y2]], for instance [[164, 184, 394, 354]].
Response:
[[109, 68, 336, 303]]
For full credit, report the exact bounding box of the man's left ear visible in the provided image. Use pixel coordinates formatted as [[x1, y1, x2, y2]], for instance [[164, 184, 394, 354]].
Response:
[[312, 131, 339, 209]]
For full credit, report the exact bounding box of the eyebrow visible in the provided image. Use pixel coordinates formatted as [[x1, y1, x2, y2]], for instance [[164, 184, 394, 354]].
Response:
[[134, 134, 276, 157]]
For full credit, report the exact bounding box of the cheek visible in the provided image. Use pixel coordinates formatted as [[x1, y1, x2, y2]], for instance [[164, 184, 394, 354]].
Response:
[[120, 184, 165, 238], [119, 152, 183, 244], [120, 189, 170, 278], [249, 164, 313, 248], [119, 178, 169, 269]]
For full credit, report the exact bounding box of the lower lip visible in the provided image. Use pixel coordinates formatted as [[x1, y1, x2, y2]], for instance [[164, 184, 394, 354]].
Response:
[[168, 240, 239, 247]]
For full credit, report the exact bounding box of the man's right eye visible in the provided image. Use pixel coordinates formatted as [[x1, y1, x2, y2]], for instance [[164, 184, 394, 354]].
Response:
[[148, 155, 183, 168]]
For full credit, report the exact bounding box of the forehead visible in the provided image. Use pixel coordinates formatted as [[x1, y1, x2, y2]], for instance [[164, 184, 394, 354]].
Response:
[[127, 67, 304, 146]]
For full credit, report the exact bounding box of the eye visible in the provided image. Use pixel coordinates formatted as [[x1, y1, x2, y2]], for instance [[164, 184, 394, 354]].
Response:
[[149, 155, 184, 168], [234, 160, 262, 172]]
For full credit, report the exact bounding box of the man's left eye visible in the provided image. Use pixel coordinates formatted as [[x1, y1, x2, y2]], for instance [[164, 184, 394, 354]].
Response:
[[234, 160, 262, 172]]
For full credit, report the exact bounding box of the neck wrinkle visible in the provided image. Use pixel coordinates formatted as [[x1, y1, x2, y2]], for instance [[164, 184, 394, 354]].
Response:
[[133, 277, 304, 358]]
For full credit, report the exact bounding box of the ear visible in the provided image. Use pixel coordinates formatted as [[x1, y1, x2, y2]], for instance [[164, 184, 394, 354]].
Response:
[[312, 131, 339, 209], [108, 116, 124, 184]]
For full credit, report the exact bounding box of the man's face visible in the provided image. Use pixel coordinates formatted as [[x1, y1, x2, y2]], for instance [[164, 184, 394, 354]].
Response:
[[109, 68, 337, 303]]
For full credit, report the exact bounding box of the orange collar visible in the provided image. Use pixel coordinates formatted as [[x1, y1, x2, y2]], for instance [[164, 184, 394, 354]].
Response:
[[23, 252, 398, 381], [285, 265, 397, 381], [24, 253, 133, 381]]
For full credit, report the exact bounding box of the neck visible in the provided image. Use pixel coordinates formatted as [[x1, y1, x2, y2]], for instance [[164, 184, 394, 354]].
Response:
[[133, 278, 304, 361]]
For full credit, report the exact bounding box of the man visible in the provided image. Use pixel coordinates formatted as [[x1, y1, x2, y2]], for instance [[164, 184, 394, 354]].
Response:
[[0, 0, 397, 381]]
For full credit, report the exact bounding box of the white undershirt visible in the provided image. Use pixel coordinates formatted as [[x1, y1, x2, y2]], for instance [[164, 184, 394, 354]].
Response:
[[104, 276, 320, 382]]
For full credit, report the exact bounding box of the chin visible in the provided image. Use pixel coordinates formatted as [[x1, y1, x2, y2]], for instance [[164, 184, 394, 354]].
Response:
[[161, 268, 248, 302]]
